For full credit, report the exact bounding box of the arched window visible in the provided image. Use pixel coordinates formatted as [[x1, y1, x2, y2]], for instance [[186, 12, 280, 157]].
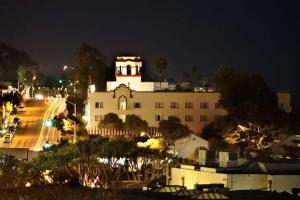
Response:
[[118, 96, 127, 110], [127, 65, 131, 75]]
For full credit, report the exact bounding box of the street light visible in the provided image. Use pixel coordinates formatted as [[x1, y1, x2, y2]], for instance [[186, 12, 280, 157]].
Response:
[[66, 100, 77, 143]]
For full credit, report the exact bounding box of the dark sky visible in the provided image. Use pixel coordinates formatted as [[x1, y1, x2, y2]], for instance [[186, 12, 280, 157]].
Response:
[[0, 0, 299, 106]]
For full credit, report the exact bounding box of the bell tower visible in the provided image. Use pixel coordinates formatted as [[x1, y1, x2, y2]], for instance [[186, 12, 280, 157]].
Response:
[[115, 56, 142, 77], [106, 56, 154, 91]]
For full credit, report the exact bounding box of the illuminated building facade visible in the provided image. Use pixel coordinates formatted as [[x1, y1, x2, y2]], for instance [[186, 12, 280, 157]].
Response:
[[86, 56, 292, 136]]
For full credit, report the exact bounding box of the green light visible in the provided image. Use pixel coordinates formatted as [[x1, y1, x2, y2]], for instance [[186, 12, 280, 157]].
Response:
[[45, 119, 53, 127]]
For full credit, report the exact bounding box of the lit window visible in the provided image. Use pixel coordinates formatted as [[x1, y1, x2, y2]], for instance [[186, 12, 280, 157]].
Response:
[[133, 102, 141, 108], [185, 115, 193, 122], [155, 102, 164, 108], [155, 115, 161, 121], [95, 115, 100, 121], [170, 102, 179, 108], [200, 102, 209, 109], [200, 115, 209, 122], [100, 102, 104, 108], [185, 102, 193, 109]]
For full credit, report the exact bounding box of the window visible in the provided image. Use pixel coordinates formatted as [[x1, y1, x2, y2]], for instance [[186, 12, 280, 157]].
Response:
[[133, 102, 141, 108], [185, 115, 193, 122], [95, 115, 100, 121], [119, 96, 127, 110], [200, 102, 209, 109], [215, 102, 221, 109], [155, 102, 164, 108], [95, 102, 104, 108], [155, 115, 161, 121], [200, 115, 209, 122], [185, 102, 193, 109], [170, 102, 179, 108]]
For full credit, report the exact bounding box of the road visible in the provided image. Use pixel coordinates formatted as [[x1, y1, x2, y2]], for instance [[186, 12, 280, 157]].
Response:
[[0, 97, 66, 151]]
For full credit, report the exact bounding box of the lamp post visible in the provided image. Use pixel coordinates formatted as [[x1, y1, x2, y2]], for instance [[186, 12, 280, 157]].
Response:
[[66, 100, 77, 143]]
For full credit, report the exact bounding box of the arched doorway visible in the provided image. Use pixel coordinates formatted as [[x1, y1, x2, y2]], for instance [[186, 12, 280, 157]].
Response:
[[118, 96, 127, 110], [127, 65, 131, 75]]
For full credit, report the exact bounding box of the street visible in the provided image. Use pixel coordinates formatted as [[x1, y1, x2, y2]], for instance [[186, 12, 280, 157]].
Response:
[[0, 97, 66, 151]]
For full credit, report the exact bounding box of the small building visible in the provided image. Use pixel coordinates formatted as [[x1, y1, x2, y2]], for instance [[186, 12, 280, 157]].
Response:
[[170, 160, 300, 194], [174, 134, 208, 160]]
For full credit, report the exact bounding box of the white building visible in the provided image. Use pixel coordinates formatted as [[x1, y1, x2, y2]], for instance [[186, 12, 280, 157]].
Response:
[[170, 164, 300, 193], [85, 56, 292, 136]]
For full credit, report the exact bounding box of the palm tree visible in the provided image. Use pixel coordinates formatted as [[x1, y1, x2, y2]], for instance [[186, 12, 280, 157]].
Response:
[[155, 57, 167, 87]]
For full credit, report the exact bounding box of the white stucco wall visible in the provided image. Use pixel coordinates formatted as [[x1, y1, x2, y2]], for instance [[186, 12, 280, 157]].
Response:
[[88, 84, 227, 134], [175, 135, 208, 159], [228, 174, 268, 190], [107, 77, 154, 92], [170, 167, 228, 189], [170, 167, 300, 193], [271, 175, 300, 193]]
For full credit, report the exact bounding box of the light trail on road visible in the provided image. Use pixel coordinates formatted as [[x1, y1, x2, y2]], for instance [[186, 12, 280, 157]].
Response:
[[34, 98, 66, 151]]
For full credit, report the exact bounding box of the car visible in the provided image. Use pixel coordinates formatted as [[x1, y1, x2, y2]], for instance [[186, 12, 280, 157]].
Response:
[[17, 105, 26, 112]]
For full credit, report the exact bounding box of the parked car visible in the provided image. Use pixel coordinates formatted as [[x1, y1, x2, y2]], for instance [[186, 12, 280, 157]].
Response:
[[17, 105, 26, 112]]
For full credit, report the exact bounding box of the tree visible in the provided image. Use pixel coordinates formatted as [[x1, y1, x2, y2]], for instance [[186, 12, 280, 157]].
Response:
[[124, 114, 148, 136], [99, 113, 123, 130], [18, 65, 36, 98], [74, 44, 107, 99], [0, 154, 19, 196], [17, 65, 35, 87], [158, 116, 190, 141], [210, 66, 290, 154], [191, 65, 209, 87], [155, 57, 167, 83], [0, 42, 38, 81]]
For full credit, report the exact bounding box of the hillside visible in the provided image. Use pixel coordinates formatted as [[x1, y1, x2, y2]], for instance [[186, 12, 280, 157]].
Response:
[[0, 42, 38, 81]]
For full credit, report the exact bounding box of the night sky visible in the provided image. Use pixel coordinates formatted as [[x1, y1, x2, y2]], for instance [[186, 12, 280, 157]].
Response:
[[0, 0, 299, 107]]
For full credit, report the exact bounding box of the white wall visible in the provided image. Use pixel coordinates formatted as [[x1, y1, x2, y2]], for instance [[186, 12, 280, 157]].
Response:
[[170, 167, 228, 189], [170, 167, 300, 193], [107, 77, 154, 92], [228, 174, 268, 190], [175, 135, 208, 159], [88, 84, 226, 135], [271, 175, 300, 193]]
